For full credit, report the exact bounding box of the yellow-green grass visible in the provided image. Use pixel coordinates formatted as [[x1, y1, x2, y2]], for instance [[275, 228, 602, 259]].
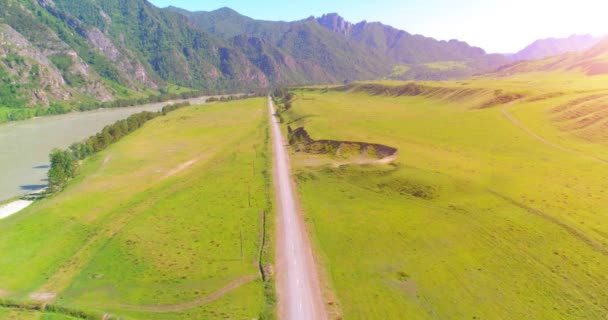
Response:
[[508, 94, 608, 151], [0, 307, 80, 320], [284, 83, 608, 319], [422, 61, 468, 71], [0, 98, 272, 319], [390, 65, 411, 77], [364, 71, 608, 96]]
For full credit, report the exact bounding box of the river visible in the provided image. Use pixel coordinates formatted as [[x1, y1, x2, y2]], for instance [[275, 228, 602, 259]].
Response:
[[0, 97, 209, 202]]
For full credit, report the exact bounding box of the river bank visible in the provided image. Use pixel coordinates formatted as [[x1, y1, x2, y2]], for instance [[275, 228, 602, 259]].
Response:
[[0, 96, 217, 202], [0, 200, 32, 219]]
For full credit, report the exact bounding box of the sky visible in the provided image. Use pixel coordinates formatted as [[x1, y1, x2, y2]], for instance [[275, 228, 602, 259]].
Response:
[[148, 0, 607, 53]]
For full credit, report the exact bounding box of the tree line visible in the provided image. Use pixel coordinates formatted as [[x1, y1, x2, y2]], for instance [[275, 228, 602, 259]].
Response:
[[205, 92, 266, 103], [0, 90, 207, 124], [47, 102, 190, 191], [272, 88, 294, 110]]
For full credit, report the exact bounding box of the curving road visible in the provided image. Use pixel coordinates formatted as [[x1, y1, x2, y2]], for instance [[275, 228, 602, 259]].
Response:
[[269, 97, 327, 320]]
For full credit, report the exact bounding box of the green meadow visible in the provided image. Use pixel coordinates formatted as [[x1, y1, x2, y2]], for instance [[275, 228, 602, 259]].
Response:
[[423, 61, 468, 71], [0, 307, 81, 320], [282, 78, 608, 319], [0, 98, 273, 319]]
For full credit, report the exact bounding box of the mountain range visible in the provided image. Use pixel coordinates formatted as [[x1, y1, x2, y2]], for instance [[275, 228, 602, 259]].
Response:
[[510, 34, 601, 61], [0, 0, 605, 112], [173, 7, 513, 81], [498, 37, 608, 76]]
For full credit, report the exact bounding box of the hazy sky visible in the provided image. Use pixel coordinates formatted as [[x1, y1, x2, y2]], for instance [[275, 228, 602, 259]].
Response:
[[149, 0, 606, 53]]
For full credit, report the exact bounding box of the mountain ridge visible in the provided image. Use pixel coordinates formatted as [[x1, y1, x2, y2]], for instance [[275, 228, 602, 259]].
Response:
[[166, 7, 510, 80], [496, 38, 608, 76], [0, 0, 272, 111], [0, 1, 547, 116], [511, 34, 602, 61]]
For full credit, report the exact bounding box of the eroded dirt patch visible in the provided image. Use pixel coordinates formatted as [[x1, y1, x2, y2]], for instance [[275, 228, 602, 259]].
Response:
[[30, 292, 56, 302], [549, 94, 608, 143], [524, 92, 565, 102], [399, 280, 418, 297], [162, 158, 200, 179], [551, 94, 608, 113], [288, 126, 398, 164], [336, 82, 485, 103], [478, 91, 524, 109]]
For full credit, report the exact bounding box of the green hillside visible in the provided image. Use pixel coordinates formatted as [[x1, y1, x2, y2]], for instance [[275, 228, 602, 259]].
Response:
[[0, 0, 515, 121], [0, 0, 269, 118], [166, 8, 510, 81], [170, 7, 391, 83]]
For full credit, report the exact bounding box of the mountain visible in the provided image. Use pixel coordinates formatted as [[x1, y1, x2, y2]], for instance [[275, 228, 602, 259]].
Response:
[[0, 1, 512, 115], [168, 8, 392, 82], [167, 6, 291, 42], [317, 13, 506, 64], [497, 38, 608, 76], [167, 8, 510, 81], [511, 35, 601, 61], [317, 13, 510, 80], [0, 0, 270, 112]]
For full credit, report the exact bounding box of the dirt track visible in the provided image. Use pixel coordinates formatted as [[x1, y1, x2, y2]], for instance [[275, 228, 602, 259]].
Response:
[[269, 97, 327, 320], [501, 101, 608, 165], [119, 275, 259, 313]]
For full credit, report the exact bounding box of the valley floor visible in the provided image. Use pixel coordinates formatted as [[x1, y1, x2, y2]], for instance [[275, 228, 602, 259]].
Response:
[[279, 82, 608, 319], [0, 98, 273, 319], [3, 76, 608, 319]]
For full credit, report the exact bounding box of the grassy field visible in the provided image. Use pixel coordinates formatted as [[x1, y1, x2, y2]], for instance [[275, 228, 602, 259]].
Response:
[[0, 307, 81, 320], [422, 61, 468, 71], [282, 79, 608, 319], [0, 98, 273, 319]]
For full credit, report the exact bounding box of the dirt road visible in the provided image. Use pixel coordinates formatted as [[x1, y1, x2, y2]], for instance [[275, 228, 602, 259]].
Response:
[[501, 102, 608, 165], [269, 97, 327, 320], [501, 101, 576, 154]]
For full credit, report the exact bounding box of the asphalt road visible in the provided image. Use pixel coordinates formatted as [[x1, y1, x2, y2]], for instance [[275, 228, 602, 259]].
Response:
[[268, 97, 327, 320]]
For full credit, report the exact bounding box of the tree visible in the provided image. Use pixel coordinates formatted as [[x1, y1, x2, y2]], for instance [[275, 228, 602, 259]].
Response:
[[48, 149, 76, 189]]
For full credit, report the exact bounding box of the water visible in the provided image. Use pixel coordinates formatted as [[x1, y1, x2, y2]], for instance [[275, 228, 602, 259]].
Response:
[[0, 97, 209, 202]]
